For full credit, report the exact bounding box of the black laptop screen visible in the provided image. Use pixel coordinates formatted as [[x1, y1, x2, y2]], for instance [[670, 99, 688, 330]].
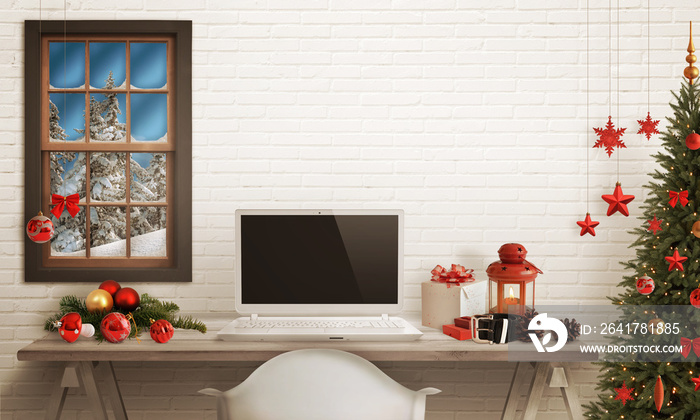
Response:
[[240, 215, 399, 304]]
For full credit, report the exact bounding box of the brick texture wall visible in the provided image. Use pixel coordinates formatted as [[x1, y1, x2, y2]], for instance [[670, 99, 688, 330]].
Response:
[[1, 0, 697, 418]]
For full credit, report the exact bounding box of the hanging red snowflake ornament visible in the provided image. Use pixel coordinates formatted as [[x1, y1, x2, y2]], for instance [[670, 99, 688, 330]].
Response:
[[665, 249, 688, 272], [593, 116, 626, 157], [601, 183, 635, 217], [576, 213, 600, 236], [647, 215, 663, 235], [637, 112, 660, 140], [614, 381, 634, 406]]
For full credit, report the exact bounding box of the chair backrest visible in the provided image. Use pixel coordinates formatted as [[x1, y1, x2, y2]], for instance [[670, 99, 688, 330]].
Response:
[[201, 349, 440, 420]]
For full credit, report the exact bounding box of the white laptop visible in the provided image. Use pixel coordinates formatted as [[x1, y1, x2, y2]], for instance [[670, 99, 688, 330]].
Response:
[[217, 209, 423, 341]]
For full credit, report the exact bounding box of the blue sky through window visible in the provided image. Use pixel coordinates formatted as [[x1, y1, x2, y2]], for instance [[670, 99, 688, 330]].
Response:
[[89, 42, 126, 89], [131, 94, 167, 141], [130, 43, 167, 89], [50, 93, 85, 141], [49, 42, 85, 89]]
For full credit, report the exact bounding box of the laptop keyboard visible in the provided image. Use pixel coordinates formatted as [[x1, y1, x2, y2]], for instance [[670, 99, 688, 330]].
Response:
[[236, 320, 406, 329]]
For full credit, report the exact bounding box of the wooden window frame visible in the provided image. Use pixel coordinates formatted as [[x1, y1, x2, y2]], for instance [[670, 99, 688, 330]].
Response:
[[25, 20, 192, 282]]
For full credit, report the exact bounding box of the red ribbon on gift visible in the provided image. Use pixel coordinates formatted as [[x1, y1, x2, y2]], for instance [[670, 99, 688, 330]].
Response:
[[51, 194, 80, 218], [668, 190, 689, 208], [430, 264, 474, 284], [680, 337, 700, 359]]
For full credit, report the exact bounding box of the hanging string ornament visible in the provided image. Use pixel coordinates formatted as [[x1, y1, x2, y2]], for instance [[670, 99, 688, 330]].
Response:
[[26, 211, 54, 243], [602, 183, 634, 217], [576, 2, 599, 237], [637, 0, 659, 140]]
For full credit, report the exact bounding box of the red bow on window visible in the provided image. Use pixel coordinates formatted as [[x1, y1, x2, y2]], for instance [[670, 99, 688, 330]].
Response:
[[680, 337, 700, 359], [668, 190, 689, 208], [50, 194, 80, 218]]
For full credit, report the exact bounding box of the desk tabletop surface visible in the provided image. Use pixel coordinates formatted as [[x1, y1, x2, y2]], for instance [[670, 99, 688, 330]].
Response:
[[16, 315, 597, 363]]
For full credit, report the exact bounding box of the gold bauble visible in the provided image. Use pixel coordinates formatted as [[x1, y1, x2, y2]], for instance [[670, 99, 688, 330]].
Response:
[[692, 221, 700, 238], [649, 318, 665, 335], [86, 289, 114, 313]]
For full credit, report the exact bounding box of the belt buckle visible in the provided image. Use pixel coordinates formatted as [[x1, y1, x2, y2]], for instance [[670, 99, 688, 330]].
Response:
[[471, 314, 494, 345]]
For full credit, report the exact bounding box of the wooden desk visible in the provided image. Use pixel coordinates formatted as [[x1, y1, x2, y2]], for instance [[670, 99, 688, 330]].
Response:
[[17, 318, 596, 420]]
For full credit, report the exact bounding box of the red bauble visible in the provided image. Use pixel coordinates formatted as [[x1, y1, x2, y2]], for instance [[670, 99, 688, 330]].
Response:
[[57, 312, 82, 343], [150, 319, 174, 343], [26, 212, 54, 243], [99, 280, 122, 298], [114, 287, 140, 312], [686, 132, 700, 150], [691, 288, 700, 308], [100, 312, 131, 343], [636, 276, 655, 295]]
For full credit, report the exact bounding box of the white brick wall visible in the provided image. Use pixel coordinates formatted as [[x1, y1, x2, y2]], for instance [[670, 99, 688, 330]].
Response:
[[1, 0, 696, 418]]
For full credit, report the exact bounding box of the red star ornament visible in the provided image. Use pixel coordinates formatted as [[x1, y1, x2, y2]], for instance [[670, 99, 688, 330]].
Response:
[[692, 376, 700, 392], [614, 381, 634, 406], [576, 213, 600, 236], [665, 249, 688, 272], [601, 183, 635, 217], [593, 116, 626, 157], [637, 112, 660, 140], [647, 215, 663, 235]]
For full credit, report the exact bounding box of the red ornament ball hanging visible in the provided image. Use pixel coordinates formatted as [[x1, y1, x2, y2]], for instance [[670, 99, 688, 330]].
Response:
[[114, 287, 140, 312], [149, 319, 174, 344], [691, 288, 700, 308], [99, 280, 122, 298], [686, 132, 700, 150], [636, 276, 655, 296], [26, 212, 54, 243], [100, 312, 131, 343]]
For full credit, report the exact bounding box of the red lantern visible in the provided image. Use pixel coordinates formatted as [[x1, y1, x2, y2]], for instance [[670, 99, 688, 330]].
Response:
[[99, 280, 122, 298], [26, 212, 54, 243], [485, 243, 542, 315], [149, 319, 174, 343], [100, 312, 131, 343], [114, 287, 140, 312]]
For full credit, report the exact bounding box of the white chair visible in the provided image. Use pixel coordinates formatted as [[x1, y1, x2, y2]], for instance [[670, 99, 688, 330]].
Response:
[[199, 349, 440, 420]]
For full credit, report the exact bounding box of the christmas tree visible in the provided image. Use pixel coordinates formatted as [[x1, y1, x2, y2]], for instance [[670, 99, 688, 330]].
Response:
[[583, 81, 700, 417]]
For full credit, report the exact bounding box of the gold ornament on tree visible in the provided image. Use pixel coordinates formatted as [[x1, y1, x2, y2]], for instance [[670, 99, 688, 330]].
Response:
[[692, 221, 700, 238], [685, 21, 698, 85], [86, 289, 114, 313]]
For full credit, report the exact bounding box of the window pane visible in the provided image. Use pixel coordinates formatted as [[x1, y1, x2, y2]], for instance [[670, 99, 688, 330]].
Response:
[[130, 43, 167, 89], [131, 94, 167, 142], [130, 153, 166, 202], [88, 93, 126, 142], [130, 207, 166, 257], [90, 152, 126, 202], [90, 206, 126, 256], [89, 42, 126, 89], [49, 42, 85, 89], [49, 93, 85, 142], [50, 207, 86, 256], [50, 152, 86, 200]]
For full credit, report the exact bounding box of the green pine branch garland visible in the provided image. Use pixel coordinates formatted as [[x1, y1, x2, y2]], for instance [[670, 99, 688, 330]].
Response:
[[45, 293, 206, 342]]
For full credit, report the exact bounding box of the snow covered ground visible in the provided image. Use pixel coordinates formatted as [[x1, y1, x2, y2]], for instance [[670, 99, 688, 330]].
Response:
[[52, 228, 166, 257]]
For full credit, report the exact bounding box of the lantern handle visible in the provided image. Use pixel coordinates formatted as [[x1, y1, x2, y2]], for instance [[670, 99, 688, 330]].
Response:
[[523, 258, 543, 274]]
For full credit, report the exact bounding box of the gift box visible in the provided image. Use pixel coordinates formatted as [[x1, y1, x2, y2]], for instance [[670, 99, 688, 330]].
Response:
[[442, 324, 472, 340], [421, 264, 487, 329]]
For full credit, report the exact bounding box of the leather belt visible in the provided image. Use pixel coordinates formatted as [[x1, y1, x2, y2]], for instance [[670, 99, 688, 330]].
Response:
[[470, 313, 520, 344]]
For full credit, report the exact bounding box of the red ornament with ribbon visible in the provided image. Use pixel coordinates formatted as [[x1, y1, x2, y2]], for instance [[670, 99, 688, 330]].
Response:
[[430, 264, 474, 287], [149, 318, 175, 343], [51, 193, 80, 218], [26, 212, 54, 243]]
